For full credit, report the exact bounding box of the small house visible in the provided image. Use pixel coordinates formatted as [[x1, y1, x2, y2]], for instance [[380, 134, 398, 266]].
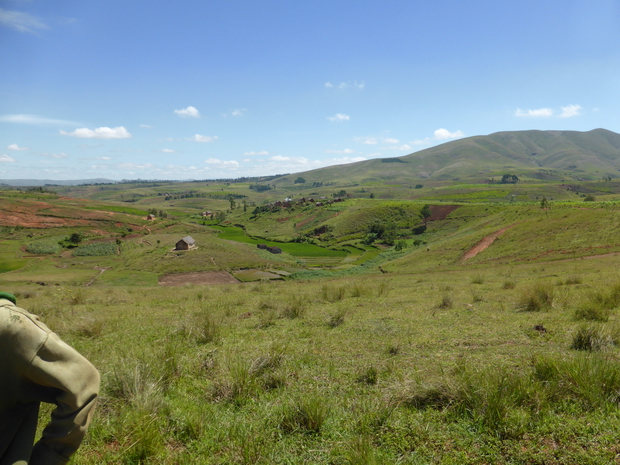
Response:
[[175, 236, 196, 250], [146, 214, 156, 220], [267, 246, 282, 254], [257, 244, 267, 249]]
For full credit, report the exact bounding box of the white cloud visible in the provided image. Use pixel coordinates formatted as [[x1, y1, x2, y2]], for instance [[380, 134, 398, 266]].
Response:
[[243, 150, 269, 156], [205, 158, 239, 168], [383, 138, 399, 144], [7, 144, 28, 151], [326, 80, 365, 90], [1, 114, 80, 126], [433, 128, 465, 140], [515, 107, 554, 118], [140, 124, 152, 128], [189, 134, 218, 143], [231, 109, 247, 117], [162, 149, 177, 153], [356, 137, 378, 145], [559, 104, 582, 118], [386, 144, 413, 151], [325, 148, 355, 154], [0, 8, 48, 33], [60, 126, 132, 139], [174, 106, 200, 118], [327, 113, 350, 122], [41, 152, 69, 159], [0, 154, 16, 162], [411, 128, 465, 147], [270, 155, 290, 161]]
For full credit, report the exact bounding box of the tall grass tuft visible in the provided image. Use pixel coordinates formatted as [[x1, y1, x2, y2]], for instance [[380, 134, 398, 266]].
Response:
[[327, 307, 347, 328], [517, 282, 554, 311], [570, 324, 619, 351], [322, 284, 347, 302], [278, 394, 329, 434], [280, 294, 306, 319], [356, 365, 378, 385]]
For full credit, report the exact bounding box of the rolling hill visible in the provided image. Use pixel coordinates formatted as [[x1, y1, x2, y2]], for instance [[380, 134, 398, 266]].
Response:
[[275, 128, 620, 184]]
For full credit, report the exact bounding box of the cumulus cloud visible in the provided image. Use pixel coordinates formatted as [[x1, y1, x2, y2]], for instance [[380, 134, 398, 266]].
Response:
[[386, 144, 413, 151], [356, 137, 378, 145], [327, 113, 350, 122], [560, 104, 582, 118], [411, 128, 465, 146], [189, 134, 218, 143], [383, 138, 399, 144], [0, 154, 16, 162], [515, 107, 554, 118], [270, 155, 290, 161], [140, 124, 152, 128], [243, 150, 269, 156], [7, 144, 28, 151], [325, 148, 355, 154], [174, 106, 200, 118], [162, 149, 177, 153], [0, 8, 48, 33], [60, 126, 131, 139], [1, 114, 80, 126], [205, 158, 239, 168], [433, 128, 465, 140]]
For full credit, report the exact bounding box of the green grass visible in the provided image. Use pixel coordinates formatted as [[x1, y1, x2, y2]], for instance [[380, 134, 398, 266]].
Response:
[[7, 260, 620, 464]]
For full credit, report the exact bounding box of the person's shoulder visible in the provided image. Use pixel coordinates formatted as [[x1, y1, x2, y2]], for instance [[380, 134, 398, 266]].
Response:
[[0, 300, 51, 345]]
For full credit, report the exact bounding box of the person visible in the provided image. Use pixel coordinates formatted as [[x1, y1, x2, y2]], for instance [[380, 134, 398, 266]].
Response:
[[0, 292, 100, 465]]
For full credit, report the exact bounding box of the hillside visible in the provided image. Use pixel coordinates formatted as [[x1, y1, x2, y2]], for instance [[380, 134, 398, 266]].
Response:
[[274, 128, 620, 184]]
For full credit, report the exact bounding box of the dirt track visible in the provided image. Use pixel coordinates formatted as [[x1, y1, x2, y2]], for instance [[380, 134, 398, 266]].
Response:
[[158, 271, 240, 286], [460, 223, 518, 262]]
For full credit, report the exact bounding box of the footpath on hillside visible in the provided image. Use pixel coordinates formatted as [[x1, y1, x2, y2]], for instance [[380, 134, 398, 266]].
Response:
[[460, 224, 518, 262]]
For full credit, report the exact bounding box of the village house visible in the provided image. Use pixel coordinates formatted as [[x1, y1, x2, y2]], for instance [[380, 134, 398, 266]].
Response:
[[175, 236, 196, 250]]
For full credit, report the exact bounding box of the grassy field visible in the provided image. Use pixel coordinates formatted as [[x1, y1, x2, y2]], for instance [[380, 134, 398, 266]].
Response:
[[5, 179, 620, 462], [12, 254, 620, 464]]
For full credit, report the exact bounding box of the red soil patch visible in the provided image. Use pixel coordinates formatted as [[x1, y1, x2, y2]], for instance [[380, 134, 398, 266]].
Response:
[[460, 223, 518, 262], [158, 271, 240, 286], [428, 205, 460, 221]]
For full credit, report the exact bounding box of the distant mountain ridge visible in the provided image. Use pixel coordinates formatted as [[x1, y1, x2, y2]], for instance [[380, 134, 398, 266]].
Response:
[[0, 178, 116, 187], [278, 128, 620, 183]]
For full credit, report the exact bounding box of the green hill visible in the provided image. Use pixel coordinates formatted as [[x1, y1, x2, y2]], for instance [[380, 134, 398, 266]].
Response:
[[274, 128, 620, 184]]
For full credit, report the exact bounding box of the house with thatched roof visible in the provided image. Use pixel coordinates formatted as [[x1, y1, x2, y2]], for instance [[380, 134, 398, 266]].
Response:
[[175, 236, 196, 250]]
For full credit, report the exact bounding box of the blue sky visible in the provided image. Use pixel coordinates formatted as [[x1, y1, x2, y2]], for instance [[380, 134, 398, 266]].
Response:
[[1, 0, 619, 181]]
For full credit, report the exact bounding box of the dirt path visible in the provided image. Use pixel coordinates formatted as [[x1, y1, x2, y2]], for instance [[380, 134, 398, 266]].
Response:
[[460, 223, 518, 262]]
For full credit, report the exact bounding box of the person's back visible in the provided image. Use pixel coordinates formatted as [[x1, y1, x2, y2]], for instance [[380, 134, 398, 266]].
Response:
[[0, 293, 100, 465]]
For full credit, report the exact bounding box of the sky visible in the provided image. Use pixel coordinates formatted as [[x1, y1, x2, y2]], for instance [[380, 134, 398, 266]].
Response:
[[1, 0, 619, 181]]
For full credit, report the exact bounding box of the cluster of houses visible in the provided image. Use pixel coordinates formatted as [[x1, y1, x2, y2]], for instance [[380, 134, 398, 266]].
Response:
[[257, 243, 282, 254]]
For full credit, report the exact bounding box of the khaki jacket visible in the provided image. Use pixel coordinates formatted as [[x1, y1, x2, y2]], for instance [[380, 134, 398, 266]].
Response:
[[0, 299, 100, 465]]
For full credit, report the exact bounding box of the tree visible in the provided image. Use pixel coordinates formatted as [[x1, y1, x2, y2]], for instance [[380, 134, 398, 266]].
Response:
[[294, 177, 306, 184], [228, 195, 236, 210], [419, 204, 432, 224], [369, 193, 375, 199], [69, 233, 83, 244]]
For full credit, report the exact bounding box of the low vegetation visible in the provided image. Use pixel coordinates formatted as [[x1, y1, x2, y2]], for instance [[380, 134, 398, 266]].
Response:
[[4, 170, 620, 462]]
